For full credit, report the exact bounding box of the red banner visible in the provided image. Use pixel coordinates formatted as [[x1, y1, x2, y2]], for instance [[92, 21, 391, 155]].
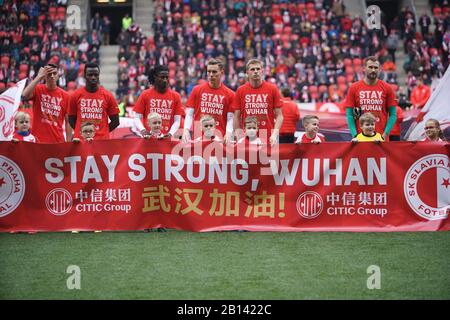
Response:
[[0, 140, 449, 232]]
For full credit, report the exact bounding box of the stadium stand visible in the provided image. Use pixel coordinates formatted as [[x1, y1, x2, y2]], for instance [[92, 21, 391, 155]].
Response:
[[0, 0, 448, 109], [0, 0, 101, 94], [116, 0, 402, 105], [401, 1, 449, 96]]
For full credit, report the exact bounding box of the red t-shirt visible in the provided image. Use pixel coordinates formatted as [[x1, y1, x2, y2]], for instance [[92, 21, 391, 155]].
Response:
[[32, 84, 70, 143], [13, 131, 38, 143], [68, 87, 119, 140], [186, 82, 235, 134], [133, 87, 184, 133], [390, 106, 403, 136], [344, 79, 396, 134], [232, 81, 282, 132], [297, 132, 325, 143], [280, 97, 300, 134]]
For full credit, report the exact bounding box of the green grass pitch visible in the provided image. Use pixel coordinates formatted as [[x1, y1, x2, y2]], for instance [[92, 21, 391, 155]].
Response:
[[0, 231, 449, 299]]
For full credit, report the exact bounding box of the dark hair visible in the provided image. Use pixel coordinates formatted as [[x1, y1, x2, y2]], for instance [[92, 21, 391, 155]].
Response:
[[148, 65, 169, 84], [281, 87, 292, 98], [84, 62, 100, 73], [47, 63, 58, 69], [364, 56, 379, 66], [425, 118, 446, 141]]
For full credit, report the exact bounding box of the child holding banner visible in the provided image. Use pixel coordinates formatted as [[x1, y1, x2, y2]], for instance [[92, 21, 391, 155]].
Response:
[[237, 116, 263, 145], [141, 112, 165, 140], [295, 115, 325, 144], [12, 112, 38, 143], [352, 112, 384, 142], [73, 122, 96, 143], [422, 119, 446, 142], [194, 115, 222, 142]]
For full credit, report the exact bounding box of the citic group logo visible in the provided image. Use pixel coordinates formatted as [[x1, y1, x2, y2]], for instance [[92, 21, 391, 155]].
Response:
[[296, 191, 323, 219], [404, 154, 449, 221]]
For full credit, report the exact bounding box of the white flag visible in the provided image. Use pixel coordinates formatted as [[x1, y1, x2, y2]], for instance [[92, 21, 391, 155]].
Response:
[[405, 67, 450, 141], [0, 79, 27, 141]]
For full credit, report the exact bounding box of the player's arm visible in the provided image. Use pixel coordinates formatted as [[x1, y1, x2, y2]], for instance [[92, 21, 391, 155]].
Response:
[[382, 106, 397, 140], [134, 112, 147, 135], [68, 115, 77, 130], [233, 109, 243, 140], [182, 107, 194, 142], [345, 107, 358, 138], [108, 114, 120, 132], [22, 67, 49, 100], [224, 112, 234, 144], [168, 115, 181, 137], [270, 108, 283, 146], [65, 115, 73, 142]]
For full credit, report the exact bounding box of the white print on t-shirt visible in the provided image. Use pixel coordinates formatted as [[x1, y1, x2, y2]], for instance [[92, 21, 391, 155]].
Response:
[[244, 94, 269, 113], [359, 90, 383, 106], [40, 94, 62, 117], [80, 98, 104, 120], [200, 93, 225, 114]]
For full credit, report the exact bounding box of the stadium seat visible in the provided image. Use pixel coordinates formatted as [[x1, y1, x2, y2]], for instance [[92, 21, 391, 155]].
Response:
[[297, 3, 306, 12], [0, 82, 5, 90], [353, 58, 362, 68], [307, 9, 316, 17], [343, 58, 353, 67], [346, 74, 355, 83], [67, 81, 76, 90], [283, 26, 292, 35], [433, 7, 442, 16], [168, 61, 177, 70], [19, 64, 29, 73], [338, 83, 348, 93], [49, 7, 57, 15], [290, 34, 299, 41], [337, 76, 346, 85], [281, 34, 290, 43], [309, 85, 318, 95], [1, 56, 10, 66], [306, 3, 315, 10], [19, 72, 28, 80], [318, 85, 328, 94], [345, 66, 354, 74], [389, 83, 399, 92]]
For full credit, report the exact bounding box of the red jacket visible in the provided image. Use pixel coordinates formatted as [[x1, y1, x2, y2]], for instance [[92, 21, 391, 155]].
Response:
[[410, 84, 431, 109]]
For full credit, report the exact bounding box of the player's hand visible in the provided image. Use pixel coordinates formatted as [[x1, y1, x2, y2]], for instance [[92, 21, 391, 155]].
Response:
[[181, 129, 191, 143], [269, 131, 279, 147], [234, 128, 244, 141], [223, 132, 232, 144], [36, 67, 48, 80], [12, 138, 19, 143], [313, 140, 321, 144], [160, 133, 172, 140]]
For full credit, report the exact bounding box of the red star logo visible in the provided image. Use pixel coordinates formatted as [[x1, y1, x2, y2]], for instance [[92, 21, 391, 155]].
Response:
[[0, 177, 5, 187], [442, 178, 450, 189]]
